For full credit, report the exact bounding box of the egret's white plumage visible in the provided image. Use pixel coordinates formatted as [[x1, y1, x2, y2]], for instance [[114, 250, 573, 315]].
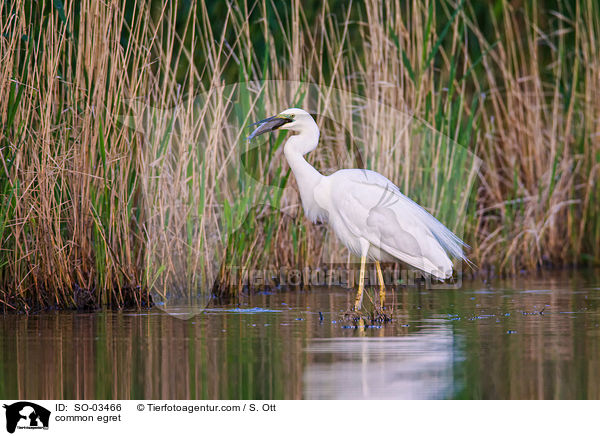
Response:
[[249, 108, 469, 310]]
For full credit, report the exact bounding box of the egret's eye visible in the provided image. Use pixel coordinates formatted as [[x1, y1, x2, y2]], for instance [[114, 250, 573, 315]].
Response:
[[277, 114, 295, 121]]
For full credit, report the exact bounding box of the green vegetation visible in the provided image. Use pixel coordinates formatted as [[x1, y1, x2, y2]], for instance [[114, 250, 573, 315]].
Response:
[[1, 0, 599, 311]]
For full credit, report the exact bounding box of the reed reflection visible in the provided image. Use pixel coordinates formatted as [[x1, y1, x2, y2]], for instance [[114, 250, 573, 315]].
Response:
[[0, 271, 599, 399]]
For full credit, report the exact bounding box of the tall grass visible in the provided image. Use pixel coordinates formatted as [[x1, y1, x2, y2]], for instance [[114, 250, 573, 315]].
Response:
[[0, 0, 598, 311]]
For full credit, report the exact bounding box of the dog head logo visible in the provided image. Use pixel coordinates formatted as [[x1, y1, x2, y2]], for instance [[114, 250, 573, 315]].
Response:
[[3, 402, 50, 433]]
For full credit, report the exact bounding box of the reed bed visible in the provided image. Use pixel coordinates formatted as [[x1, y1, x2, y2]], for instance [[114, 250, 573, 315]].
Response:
[[0, 0, 598, 311]]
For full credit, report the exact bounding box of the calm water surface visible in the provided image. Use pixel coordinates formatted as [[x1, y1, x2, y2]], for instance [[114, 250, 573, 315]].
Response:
[[1, 270, 599, 399]]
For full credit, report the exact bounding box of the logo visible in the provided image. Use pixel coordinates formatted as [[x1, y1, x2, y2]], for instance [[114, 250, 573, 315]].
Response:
[[3, 402, 50, 434]]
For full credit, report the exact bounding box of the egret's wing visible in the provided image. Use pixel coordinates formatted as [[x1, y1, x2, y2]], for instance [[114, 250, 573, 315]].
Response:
[[328, 169, 468, 278], [334, 169, 468, 258]]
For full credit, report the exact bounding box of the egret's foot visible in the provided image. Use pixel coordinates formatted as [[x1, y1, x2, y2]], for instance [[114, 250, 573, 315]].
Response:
[[354, 254, 366, 311], [370, 306, 393, 324], [375, 261, 386, 311], [341, 306, 392, 325], [342, 309, 362, 322], [378, 290, 385, 312], [353, 289, 364, 312]]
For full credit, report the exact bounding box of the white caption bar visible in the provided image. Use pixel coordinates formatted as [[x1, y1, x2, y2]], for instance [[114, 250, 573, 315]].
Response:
[[0, 400, 595, 435]]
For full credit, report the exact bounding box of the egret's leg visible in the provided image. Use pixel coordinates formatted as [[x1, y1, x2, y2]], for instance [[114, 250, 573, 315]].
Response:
[[354, 254, 366, 311], [376, 261, 385, 309]]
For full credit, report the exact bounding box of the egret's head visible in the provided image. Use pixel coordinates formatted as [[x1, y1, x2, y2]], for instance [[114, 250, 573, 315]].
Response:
[[247, 108, 315, 140]]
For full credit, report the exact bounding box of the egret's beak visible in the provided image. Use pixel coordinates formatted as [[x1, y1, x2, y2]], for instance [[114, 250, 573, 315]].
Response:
[[247, 115, 292, 140]]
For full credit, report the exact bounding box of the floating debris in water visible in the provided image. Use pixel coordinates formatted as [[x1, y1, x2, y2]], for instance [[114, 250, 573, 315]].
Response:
[[468, 316, 484, 321], [520, 289, 552, 294]]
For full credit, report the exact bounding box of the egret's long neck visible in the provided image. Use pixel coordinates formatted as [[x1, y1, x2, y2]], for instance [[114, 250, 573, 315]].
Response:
[[284, 144, 321, 182], [283, 124, 324, 221]]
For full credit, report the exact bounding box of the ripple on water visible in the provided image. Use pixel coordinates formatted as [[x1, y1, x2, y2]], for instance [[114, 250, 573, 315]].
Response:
[[203, 307, 282, 313]]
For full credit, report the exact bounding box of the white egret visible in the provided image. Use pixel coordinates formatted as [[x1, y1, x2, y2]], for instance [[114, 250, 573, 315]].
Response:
[[248, 108, 469, 311]]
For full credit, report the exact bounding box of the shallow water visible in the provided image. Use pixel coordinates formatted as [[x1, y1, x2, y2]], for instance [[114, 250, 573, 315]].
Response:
[[1, 270, 599, 399]]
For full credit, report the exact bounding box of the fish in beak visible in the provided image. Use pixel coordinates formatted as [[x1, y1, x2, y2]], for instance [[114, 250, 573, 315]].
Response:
[[247, 115, 293, 140]]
